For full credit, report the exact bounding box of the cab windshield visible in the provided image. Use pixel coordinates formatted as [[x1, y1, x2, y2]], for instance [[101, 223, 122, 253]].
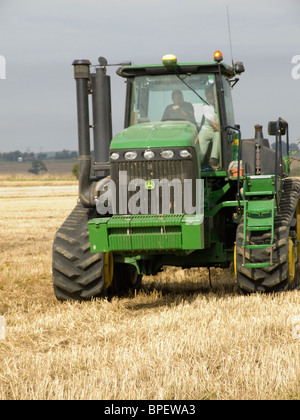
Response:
[[129, 73, 218, 131], [129, 73, 223, 168]]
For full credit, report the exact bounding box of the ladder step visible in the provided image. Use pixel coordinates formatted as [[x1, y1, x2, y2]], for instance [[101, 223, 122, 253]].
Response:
[[244, 191, 274, 196], [246, 226, 272, 231], [244, 244, 272, 249], [246, 210, 272, 215], [244, 262, 270, 268]]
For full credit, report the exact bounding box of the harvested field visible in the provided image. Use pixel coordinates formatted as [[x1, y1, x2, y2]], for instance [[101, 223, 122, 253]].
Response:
[[0, 180, 299, 400]]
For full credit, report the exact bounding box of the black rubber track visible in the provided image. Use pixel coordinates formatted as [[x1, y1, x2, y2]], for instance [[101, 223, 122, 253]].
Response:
[[52, 203, 106, 301], [236, 177, 300, 294]]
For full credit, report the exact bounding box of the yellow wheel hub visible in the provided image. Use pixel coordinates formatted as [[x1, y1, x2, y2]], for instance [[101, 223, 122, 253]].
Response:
[[297, 199, 300, 262], [288, 237, 295, 283], [289, 198, 300, 283]]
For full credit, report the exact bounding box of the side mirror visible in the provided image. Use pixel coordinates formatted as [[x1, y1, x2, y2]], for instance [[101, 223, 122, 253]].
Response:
[[268, 120, 286, 136], [234, 62, 245, 74]]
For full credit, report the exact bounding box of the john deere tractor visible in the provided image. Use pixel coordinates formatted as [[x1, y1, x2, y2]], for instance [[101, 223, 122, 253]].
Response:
[[52, 51, 300, 300]]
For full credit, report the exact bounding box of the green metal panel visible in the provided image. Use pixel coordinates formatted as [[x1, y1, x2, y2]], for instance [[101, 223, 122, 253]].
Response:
[[244, 175, 276, 195], [88, 218, 110, 252], [88, 213, 204, 253], [110, 121, 198, 150], [181, 215, 204, 250]]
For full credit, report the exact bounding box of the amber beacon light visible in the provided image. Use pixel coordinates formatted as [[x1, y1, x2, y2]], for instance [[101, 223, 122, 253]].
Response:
[[213, 50, 223, 62]]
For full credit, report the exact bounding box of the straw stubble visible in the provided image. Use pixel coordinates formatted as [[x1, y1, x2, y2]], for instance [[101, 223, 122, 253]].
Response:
[[0, 181, 299, 400]]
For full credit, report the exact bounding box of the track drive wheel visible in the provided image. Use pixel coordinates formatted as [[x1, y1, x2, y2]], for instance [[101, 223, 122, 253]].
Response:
[[235, 222, 299, 294], [235, 178, 300, 294], [52, 204, 112, 301]]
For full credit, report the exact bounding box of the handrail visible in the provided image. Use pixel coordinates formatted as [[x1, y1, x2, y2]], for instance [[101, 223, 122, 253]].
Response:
[[274, 117, 289, 209], [226, 125, 242, 209]]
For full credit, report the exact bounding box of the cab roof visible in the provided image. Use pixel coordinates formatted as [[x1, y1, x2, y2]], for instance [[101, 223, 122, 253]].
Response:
[[117, 62, 236, 79]]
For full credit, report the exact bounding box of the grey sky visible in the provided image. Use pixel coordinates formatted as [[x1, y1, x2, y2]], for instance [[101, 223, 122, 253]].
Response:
[[0, 0, 299, 152]]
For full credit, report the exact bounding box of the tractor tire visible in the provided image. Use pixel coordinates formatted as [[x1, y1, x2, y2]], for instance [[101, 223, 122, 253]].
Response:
[[52, 203, 107, 301], [235, 177, 300, 294]]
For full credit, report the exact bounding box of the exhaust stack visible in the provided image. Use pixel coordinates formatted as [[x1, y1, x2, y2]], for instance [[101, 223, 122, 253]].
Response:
[[91, 63, 112, 176], [72, 59, 95, 207], [72, 57, 113, 206], [254, 124, 270, 148]]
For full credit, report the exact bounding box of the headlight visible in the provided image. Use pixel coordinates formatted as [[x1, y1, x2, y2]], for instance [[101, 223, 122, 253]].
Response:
[[144, 150, 155, 160], [179, 149, 191, 158], [110, 152, 119, 160], [160, 150, 174, 159], [124, 151, 137, 160]]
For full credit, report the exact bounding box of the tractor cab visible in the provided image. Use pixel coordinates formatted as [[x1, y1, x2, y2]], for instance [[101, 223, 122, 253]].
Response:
[[115, 52, 242, 173]]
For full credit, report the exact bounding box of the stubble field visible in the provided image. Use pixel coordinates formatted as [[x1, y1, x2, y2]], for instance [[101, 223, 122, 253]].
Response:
[[0, 175, 299, 400]]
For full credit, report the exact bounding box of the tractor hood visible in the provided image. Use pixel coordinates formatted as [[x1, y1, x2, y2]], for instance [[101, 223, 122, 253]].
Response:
[[110, 121, 198, 150]]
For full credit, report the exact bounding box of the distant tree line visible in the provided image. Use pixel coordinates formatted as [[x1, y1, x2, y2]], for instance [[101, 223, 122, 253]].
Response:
[[270, 141, 299, 157], [0, 149, 78, 162]]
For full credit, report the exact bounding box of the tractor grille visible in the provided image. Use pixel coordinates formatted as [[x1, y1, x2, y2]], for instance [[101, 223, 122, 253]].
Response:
[[110, 155, 197, 215]]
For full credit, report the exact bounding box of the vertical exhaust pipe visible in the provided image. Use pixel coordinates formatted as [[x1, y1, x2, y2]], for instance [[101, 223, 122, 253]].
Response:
[[91, 62, 112, 176], [254, 124, 270, 148], [72, 59, 95, 207]]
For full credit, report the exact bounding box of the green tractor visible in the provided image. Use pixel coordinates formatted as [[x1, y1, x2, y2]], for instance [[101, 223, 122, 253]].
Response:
[[52, 51, 300, 300]]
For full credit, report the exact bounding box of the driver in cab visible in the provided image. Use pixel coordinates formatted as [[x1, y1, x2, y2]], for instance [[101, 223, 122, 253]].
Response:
[[162, 90, 197, 127]]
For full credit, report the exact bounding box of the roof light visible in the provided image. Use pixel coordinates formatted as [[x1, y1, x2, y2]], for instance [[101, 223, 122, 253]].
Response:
[[214, 50, 223, 63], [162, 54, 177, 71]]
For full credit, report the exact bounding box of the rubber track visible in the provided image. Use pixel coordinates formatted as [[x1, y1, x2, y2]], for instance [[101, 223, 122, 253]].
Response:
[[52, 203, 105, 301], [236, 177, 300, 293], [274, 177, 300, 227]]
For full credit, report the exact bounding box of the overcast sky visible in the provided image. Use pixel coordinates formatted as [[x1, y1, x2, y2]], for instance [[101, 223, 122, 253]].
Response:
[[0, 0, 299, 152]]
